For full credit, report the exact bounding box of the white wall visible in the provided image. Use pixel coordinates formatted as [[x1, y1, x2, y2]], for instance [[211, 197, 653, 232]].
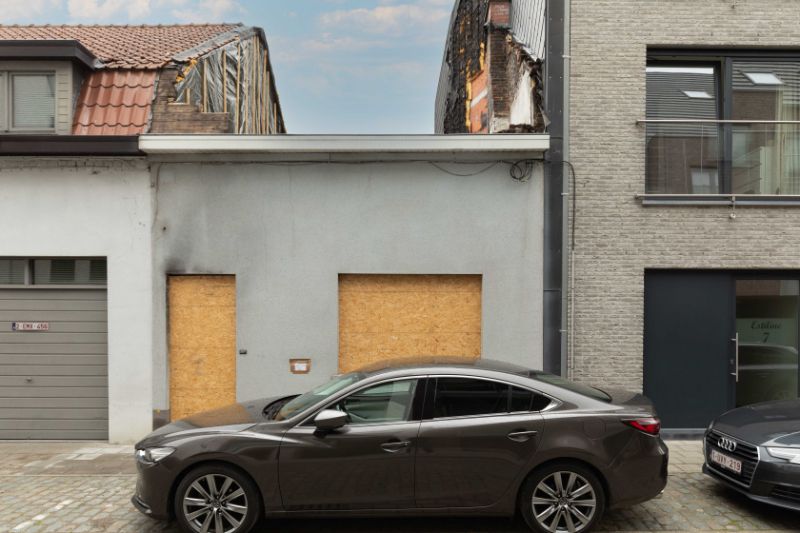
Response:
[[151, 158, 544, 411], [0, 158, 153, 443]]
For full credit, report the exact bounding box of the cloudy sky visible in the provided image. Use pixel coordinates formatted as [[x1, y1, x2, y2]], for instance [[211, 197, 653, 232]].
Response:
[[1, 0, 455, 133]]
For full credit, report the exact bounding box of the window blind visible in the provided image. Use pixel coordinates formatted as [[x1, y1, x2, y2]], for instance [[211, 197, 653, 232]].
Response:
[[12, 74, 55, 129], [0, 260, 25, 285]]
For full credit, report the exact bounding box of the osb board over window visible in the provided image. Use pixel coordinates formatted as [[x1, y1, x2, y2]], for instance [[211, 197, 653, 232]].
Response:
[[338, 274, 482, 373], [168, 275, 236, 421]]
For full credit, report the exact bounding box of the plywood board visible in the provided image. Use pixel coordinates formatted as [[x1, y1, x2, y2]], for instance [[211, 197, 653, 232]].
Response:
[[168, 276, 236, 421], [338, 275, 481, 373]]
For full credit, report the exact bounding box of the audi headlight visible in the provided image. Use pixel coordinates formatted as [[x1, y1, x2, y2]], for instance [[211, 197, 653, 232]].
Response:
[[135, 447, 175, 464], [766, 447, 800, 464]]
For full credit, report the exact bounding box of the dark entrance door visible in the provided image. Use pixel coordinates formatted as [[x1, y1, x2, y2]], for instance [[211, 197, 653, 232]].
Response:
[[644, 271, 734, 429]]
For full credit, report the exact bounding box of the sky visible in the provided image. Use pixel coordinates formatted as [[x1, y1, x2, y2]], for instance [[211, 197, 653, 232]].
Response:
[[0, 0, 455, 133]]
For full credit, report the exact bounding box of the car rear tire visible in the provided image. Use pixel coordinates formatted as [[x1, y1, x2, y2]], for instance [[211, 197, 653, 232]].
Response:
[[174, 463, 261, 533], [520, 462, 606, 533]]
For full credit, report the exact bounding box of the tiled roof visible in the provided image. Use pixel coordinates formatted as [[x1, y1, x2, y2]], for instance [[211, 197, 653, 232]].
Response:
[[0, 24, 241, 69], [72, 70, 156, 135]]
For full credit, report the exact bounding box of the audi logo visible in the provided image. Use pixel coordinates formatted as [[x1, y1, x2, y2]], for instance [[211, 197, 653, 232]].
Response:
[[718, 437, 737, 452]]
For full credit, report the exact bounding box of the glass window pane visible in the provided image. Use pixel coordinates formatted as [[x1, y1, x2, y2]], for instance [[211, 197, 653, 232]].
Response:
[[33, 259, 107, 285], [0, 260, 26, 284], [735, 280, 799, 406], [433, 378, 508, 418], [12, 74, 55, 129], [510, 387, 533, 412], [338, 379, 417, 424], [646, 65, 721, 193]]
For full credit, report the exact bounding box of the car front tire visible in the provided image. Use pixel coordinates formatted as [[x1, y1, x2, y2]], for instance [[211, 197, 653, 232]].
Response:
[[520, 462, 606, 533], [174, 463, 261, 533]]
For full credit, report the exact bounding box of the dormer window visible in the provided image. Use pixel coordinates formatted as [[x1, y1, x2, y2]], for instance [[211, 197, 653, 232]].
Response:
[[0, 71, 56, 133]]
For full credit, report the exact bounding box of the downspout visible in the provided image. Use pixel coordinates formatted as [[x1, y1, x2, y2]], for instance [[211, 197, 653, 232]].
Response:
[[561, 0, 571, 378], [543, 0, 566, 375]]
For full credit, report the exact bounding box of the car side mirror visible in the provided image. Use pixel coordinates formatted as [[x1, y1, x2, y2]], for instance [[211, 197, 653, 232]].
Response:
[[314, 409, 348, 431]]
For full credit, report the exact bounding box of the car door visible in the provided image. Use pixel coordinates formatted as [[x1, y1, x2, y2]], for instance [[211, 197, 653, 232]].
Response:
[[415, 376, 546, 508], [278, 377, 422, 510]]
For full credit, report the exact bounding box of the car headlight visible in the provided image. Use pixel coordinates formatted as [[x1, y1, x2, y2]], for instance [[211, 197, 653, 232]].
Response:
[[766, 447, 800, 464], [135, 447, 175, 464]]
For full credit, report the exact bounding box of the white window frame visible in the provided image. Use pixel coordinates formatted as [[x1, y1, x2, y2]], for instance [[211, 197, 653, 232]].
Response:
[[4, 71, 57, 133]]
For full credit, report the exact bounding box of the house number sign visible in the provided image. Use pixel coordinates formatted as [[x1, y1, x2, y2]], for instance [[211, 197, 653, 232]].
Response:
[[12, 322, 50, 331]]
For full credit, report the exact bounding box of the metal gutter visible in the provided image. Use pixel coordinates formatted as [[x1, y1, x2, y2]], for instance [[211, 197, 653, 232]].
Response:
[[0, 40, 101, 69], [562, 0, 572, 380], [0, 135, 141, 156], [139, 134, 550, 155]]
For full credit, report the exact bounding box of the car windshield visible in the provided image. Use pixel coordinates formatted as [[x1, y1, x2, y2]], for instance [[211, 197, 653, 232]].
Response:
[[271, 372, 365, 421], [531, 372, 612, 402]]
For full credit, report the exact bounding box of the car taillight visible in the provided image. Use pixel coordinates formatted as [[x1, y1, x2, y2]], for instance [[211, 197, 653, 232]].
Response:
[[624, 417, 661, 436]]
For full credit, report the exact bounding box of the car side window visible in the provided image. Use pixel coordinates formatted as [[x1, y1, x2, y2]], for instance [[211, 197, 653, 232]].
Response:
[[335, 379, 418, 425], [510, 386, 553, 412], [433, 378, 508, 418]]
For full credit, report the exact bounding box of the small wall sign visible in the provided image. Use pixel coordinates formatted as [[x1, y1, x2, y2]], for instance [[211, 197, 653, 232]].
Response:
[[290, 358, 311, 374], [12, 322, 50, 331]]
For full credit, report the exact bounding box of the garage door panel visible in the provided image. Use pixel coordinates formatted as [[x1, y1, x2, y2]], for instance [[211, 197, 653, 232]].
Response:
[[0, 310, 107, 321], [0, 321, 107, 333], [0, 376, 107, 387], [0, 332, 107, 343], [0, 365, 107, 376], [338, 275, 482, 373], [0, 397, 107, 408], [0, 386, 107, 398], [0, 408, 108, 419], [1, 429, 108, 439], [0, 287, 108, 439], [0, 419, 108, 430], [0, 343, 106, 354], [0, 354, 106, 366], [0, 290, 106, 301], [0, 300, 107, 311]]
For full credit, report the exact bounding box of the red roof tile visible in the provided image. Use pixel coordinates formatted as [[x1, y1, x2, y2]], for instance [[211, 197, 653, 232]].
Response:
[[0, 24, 241, 69], [72, 70, 156, 135]]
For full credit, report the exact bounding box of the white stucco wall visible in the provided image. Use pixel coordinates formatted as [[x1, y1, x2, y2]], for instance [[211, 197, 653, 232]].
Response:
[[0, 158, 153, 443], [149, 155, 544, 411]]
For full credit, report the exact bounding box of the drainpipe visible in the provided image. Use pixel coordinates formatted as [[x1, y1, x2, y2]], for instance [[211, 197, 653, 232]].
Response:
[[543, 0, 568, 376]]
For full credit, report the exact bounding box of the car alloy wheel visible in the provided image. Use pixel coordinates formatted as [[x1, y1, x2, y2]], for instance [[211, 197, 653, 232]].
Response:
[[531, 471, 596, 532], [175, 465, 260, 533], [520, 463, 605, 533]]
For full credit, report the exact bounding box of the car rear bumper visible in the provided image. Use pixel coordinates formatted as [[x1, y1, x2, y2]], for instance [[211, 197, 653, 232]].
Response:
[[606, 435, 669, 509]]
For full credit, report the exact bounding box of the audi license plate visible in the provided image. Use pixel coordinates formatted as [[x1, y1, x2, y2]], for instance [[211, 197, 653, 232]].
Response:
[[710, 449, 742, 474]]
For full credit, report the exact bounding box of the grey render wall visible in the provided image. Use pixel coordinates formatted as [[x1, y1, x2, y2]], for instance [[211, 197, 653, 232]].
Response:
[[151, 159, 544, 409], [568, 0, 800, 389]]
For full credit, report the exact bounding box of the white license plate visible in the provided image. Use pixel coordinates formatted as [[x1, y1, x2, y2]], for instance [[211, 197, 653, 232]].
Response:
[[710, 449, 742, 474]]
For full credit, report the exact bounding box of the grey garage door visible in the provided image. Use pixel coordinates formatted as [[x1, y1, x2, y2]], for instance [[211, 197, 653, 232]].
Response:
[[0, 289, 108, 439]]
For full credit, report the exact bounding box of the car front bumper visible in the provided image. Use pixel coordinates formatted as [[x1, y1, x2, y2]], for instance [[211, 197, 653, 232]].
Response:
[[703, 433, 800, 512], [131, 457, 178, 520]]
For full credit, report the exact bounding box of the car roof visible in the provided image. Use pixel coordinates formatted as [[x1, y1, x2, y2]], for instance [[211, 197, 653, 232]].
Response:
[[357, 356, 537, 378]]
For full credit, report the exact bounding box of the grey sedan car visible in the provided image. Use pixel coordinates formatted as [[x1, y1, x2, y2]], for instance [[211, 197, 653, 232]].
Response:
[[132, 358, 668, 533], [704, 399, 800, 512]]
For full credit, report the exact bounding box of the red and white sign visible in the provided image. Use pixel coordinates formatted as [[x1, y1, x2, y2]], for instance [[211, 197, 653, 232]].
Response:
[[12, 322, 50, 331]]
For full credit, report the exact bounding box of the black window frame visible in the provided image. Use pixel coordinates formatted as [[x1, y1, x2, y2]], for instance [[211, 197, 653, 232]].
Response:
[[645, 48, 800, 202]]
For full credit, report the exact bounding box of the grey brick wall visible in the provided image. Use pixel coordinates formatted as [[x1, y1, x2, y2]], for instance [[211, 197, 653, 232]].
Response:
[[568, 0, 800, 389]]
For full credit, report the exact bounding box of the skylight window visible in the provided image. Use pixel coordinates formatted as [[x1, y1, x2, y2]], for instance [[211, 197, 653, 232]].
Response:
[[744, 72, 783, 85], [682, 90, 713, 99]]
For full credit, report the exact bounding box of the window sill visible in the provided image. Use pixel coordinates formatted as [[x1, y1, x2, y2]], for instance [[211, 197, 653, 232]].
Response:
[[637, 194, 800, 207]]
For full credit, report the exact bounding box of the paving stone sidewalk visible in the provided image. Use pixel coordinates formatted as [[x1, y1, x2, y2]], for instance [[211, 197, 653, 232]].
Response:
[[0, 441, 797, 532]]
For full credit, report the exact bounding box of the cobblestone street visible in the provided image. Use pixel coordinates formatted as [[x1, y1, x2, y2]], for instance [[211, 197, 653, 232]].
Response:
[[0, 441, 797, 533]]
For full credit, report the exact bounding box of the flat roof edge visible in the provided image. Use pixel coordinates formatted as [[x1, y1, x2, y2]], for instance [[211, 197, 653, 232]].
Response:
[[0, 135, 142, 156], [139, 134, 550, 156]]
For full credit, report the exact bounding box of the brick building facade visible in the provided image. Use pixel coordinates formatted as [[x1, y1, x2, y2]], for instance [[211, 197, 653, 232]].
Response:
[[568, 0, 800, 429]]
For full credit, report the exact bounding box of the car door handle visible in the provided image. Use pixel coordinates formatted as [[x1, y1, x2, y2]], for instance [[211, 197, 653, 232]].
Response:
[[507, 430, 538, 442], [380, 440, 410, 453]]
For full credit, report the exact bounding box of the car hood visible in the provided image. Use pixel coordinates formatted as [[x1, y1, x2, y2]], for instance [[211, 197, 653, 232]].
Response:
[[713, 399, 800, 446], [136, 395, 292, 448]]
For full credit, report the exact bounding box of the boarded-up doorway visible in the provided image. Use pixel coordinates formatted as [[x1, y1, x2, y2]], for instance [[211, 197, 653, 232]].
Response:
[[338, 274, 482, 373], [168, 275, 236, 421]]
